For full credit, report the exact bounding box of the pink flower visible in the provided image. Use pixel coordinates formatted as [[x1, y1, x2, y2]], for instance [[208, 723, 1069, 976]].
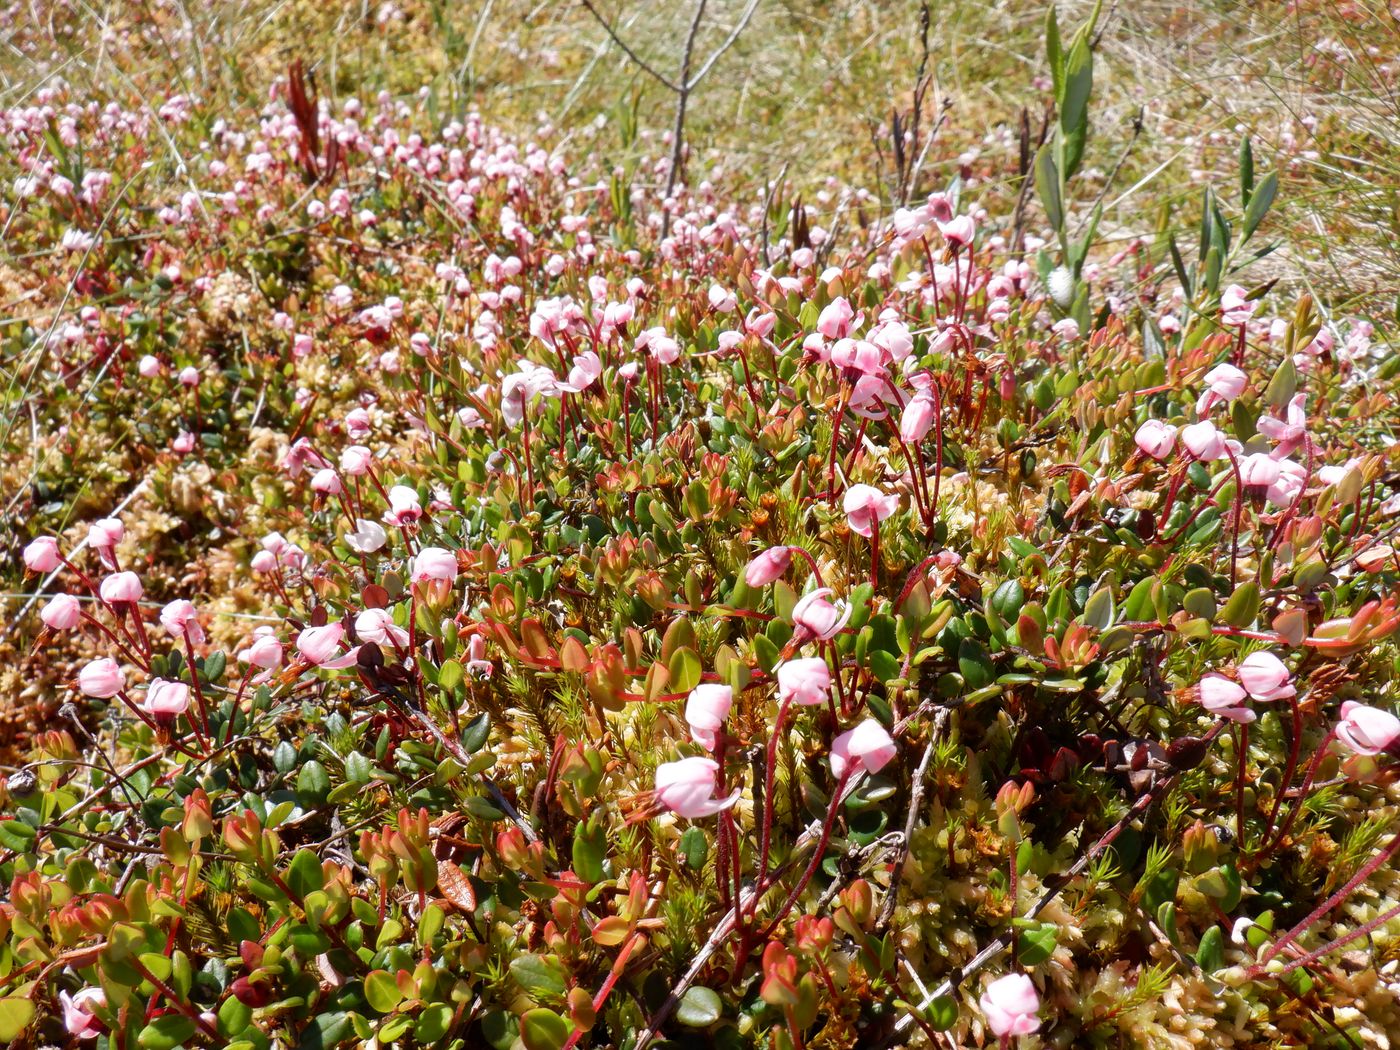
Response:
[[792, 588, 851, 641], [1180, 420, 1229, 461], [160, 600, 205, 645], [564, 351, 603, 392], [816, 297, 855, 340], [78, 658, 124, 698], [178, 366, 201, 387], [830, 718, 897, 778], [41, 593, 83, 630], [99, 571, 143, 604], [707, 284, 737, 313], [346, 519, 388, 554], [777, 658, 831, 707], [654, 757, 740, 818], [60, 987, 106, 1040], [340, 446, 374, 475], [296, 623, 359, 668], [23, 536, 61, 572], [141, 678, 191, 718], [1335, 702, 1400, 757], [1134, 420, 1177, 461], [172, 431, 196, 454], [240, 633, 283, 670], [685, 684, 733, 751], [1220, 284, 1256, 327], [355, 608, 409, 648], [466, 633, 493, 679], [138, 355, 162, 377], [412, 547, 458, 582], [1257, 393, 1308, 458], [86, 518, 123, 568], [938, 214, 976, 248], [1238, 651, 1295, 701], [842, 484, 899, 538], [901, 392, 936, 444], [310, 468, 341, 494], [1198, 673, 1253, 723], [1239, 453, 1282, 491], [1196, 363, 1247, 416], [744, 546, 792, 587], [979, 973, 1040, 1038], [384, 485, 422, 526]]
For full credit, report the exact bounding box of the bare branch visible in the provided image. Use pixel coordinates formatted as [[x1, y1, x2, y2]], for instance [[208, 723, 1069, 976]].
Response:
[[578, 0, 679, 93], [685, 0, 761, 90]]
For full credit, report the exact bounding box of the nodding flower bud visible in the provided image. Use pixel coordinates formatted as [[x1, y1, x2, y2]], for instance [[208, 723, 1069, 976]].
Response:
[[78, 658, 124, 698], [829, 719, 896, 779], [653, 757, 740, 818], [411, 546, 459, 583], [23, 536, 62, 573], [41, 593, 83, 630], [160, 600, 205, 644], [99, 572, 143, 604], [777, 658, 831, 707], [1134, 419, 1178, 461], [1335, 701, 1400, 757], [792, 588, 851, 641], [744, 546, 792, 587], [684, 684, 732, 751], [979, 973, 1041, 1038]]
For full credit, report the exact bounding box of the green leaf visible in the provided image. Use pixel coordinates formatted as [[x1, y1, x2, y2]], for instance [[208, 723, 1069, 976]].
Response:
[[218, 995, 253, 1037], [1034, 146, 1063, 234], [1239, 136, 1254, 206], [926, 993, 959, 1031], [957, 638, 994, 690], [415, 1004, 453, 1043], [202, 649, 227, 684], [511, 954, 568, 999], [667, 646, 702, 694], [296, 760, 331, 802], [0, 998, 35, 1042], [439, 659, 465, 693], [752, 632, 780, 673], [1263, 354, 1297, 410], [364, 969, 404, 1013], [0, 821, 35, 851], [1014, 919, 1058, 965], [344, 751, 373, 784], [1082, 584, 1115, 630], [572, 818, 607, 884], [138, 1015, 197, 1050], [519, 1008, 571, 1050], [1242, 170, 1277, 242], [1220, 582, 1260, 628], [1195, 924, 1225, 972], [677, 986, 723, 1027], [288, 849, 324, 899], [680, 826, 708, 870], [1045, 6, 1064, 101], [462, 711, 491, 753]]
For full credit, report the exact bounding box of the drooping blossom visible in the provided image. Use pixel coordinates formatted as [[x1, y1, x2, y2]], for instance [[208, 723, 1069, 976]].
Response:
[[78, 658, 124, 698], [1219, 284, 1256, 327], [160, 600, 206, 645], [310, 468, 341, 495], [340, 446, 374, 475], [792, 588, 851, 641], [901, 392, 937, 444], [1335, 702, 1400, 757], [685, 684, 733, 751], [412, 547, 459, 583], [141, 678, 191, 719], [843, 485, 900, 538], [829, 719, 897, 779], [59, 987, 106, 1040], [816, 297, 855, 340], [41, 593, 83, 630], [777, 658, 831, 707], [1196, 363, 1247, 417], [384, 485, 422, 526], [99, 572, 143, 604], [23, 536, 61, 573], [979, 973, 1041, 1038], [240, 632, 284, 671], [653, 757, 740, 818], [466, 634, 493, 679], [744, 546, 792, 587], [1257, 393, 1308, 458], [1198, 673, 1254, 723], [1134, 420, 1177, 461], [296, 623, 359, 668], [1180, 420, 1230, 462], [1238, 651, 1295, 701], [355, 608, 409, 648], [346, 519, 388, 553]]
